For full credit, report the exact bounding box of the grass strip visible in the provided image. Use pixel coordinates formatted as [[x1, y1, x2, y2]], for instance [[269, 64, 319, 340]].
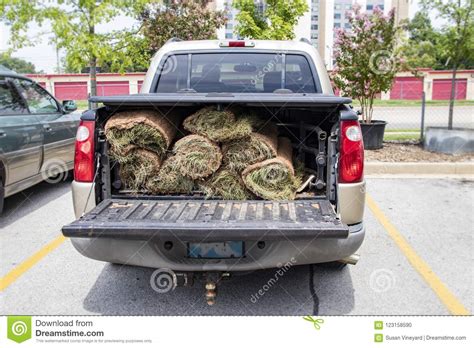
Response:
[[242, 138, 301, 200], [119, 148, 162, 192], [200, 167, 254, 200], [183, 106, 253, 142], [222, 122, 278, 172], [172, 135, 222, 180]]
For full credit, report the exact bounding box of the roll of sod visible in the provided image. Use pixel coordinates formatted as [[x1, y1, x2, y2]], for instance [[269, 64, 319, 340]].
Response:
[[200, 166, 254, 200], [222, 122, 278, 172], [242, 137, 301, 200], [146, 156, 195, 194], [105, 109, 179, 160], [182, 106, 253, 142], [172, 134, 222, 180], [119, 148, 162, 192]]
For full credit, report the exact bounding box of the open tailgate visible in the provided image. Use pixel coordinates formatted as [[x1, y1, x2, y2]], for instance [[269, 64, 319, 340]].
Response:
[[62, 198, 349, 241]]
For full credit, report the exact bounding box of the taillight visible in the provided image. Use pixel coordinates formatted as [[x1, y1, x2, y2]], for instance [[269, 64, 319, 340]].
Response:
[[339, 120, 364, 183], [74, 120, 95, 182], [219, 41, 255, 47]]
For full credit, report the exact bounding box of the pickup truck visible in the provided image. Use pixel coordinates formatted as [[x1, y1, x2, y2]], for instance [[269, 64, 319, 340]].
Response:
[[0, 70, 79, 214], [62, 39, 365, 297]]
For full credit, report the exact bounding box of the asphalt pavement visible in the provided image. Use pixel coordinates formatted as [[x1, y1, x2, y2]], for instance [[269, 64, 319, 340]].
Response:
[[0, 177, 472, 315]]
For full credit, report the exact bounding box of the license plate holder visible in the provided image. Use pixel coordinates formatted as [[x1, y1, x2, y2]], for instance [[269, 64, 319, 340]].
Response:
[[187, 241, 244, 259]]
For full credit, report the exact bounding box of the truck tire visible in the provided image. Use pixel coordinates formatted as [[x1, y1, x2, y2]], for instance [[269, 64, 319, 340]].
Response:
[[0, 179, 4, 215]]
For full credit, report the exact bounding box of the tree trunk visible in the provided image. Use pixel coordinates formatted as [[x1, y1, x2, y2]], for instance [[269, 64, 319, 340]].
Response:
[[90, 56, 97, 96], [448, 65, 457, 130], [89, 24, 97, 109]]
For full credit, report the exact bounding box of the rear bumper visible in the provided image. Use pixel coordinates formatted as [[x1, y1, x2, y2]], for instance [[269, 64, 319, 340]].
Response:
[[68, 222, 364, 271], [68, 180, 366, 271]]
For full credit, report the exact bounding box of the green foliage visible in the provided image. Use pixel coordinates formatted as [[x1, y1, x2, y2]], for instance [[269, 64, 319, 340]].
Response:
[[399, 11, 441, 70], [140, 0, 227, 53], [0, 54, 38, 73], [400, 5, 474, 70], [332, 5, 402, 123], [399, 39, 438, 70], [421, 0, 474, 70], [233, 0, 308, 40], [406, 10, 439, 43], [0, 0, 149, 92], [421, 0, 473, 128]]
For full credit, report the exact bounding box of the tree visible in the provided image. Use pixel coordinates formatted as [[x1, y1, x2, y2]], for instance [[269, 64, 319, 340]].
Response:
[[61, 1, 228, 74], [332, 5, 402, 124], [233, 0, 308, 40], [0, 54, 38, 74], [139, 0, 227, 54], [400, 11, 441, 70], [422, 0, 474, 129], [0, 0, 148, 99]]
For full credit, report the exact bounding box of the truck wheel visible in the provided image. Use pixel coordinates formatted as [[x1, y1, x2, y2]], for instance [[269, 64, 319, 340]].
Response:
[[0, 179, 4, 215]]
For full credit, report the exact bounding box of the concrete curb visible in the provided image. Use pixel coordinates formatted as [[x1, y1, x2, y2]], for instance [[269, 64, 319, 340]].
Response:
[[365, 162, 474, 175]]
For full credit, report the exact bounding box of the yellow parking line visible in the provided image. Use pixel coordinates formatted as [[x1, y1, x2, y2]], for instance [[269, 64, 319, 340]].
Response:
[[0, 235, 66, 292], [366, 194, 470, 315]]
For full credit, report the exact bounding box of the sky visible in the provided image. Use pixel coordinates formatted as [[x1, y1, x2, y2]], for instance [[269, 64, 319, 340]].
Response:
[[0, 0, 438, 74]]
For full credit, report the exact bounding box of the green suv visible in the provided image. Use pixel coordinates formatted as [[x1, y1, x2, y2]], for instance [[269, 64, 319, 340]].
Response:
[[0, 70, 80, 214]]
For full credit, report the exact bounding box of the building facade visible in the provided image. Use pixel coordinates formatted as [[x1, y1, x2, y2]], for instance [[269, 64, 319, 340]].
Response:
[[26, 70, 474, 103]]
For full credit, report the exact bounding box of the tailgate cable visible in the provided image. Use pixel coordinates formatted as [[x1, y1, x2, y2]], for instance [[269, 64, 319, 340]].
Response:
[[81, 153, 101, 217]]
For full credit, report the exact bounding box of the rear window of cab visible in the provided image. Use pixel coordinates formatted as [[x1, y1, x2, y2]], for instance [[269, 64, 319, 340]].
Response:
[[155, 53, 318, 93]]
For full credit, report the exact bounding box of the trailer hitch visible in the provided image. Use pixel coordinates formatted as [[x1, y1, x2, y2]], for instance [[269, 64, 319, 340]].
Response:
[[203, 272, 230, 306], [155, 271, 230, 306]]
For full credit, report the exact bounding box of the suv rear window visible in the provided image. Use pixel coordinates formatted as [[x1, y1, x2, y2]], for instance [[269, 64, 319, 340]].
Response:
[[155, 53, 317, 93]]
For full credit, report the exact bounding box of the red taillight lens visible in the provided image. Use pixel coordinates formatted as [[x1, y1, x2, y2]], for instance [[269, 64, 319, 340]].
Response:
[[74, 120, 95, 182], [228, 41, 245, 47], [339, 120, 364, 183]]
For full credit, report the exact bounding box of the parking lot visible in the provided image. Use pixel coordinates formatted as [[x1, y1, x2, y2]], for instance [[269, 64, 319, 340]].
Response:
[[0, 177, 472, 315]]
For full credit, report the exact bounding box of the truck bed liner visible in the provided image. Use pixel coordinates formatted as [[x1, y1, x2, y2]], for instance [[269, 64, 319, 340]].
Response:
[[62, 198, 349, 241]]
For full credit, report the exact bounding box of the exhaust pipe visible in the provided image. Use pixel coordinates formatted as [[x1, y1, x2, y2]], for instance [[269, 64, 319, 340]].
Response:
[[338, 254, 360, 265]]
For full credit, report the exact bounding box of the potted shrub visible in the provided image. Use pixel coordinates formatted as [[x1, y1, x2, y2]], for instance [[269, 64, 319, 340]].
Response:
[[332, 5, 403, 150]]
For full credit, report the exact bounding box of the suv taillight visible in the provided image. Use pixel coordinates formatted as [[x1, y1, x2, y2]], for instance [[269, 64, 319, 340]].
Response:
[[339, 120, 364, 183], [74, 120, 95, 182]]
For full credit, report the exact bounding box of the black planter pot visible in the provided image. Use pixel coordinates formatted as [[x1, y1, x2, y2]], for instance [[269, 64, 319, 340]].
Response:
[[360, 120, 387, 150]]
